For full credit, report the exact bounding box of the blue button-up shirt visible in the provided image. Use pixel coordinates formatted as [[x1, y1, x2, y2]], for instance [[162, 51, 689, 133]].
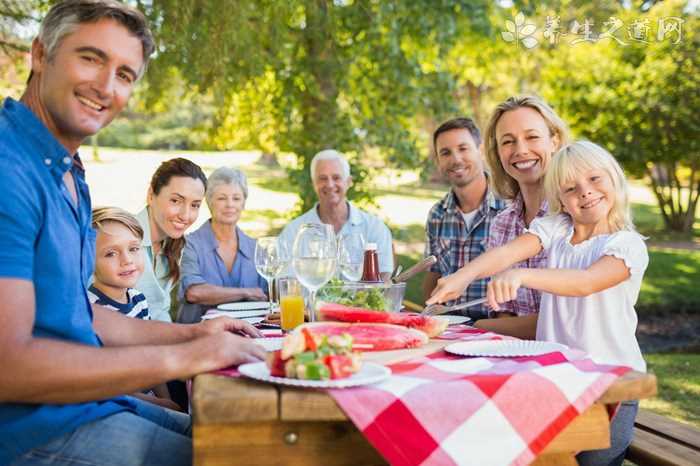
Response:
[[0, 98, 133, 463], [177, 220, 268, 323]]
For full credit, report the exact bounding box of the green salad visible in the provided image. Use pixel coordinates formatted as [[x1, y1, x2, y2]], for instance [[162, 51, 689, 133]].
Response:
[[318, 278, 389, 311]]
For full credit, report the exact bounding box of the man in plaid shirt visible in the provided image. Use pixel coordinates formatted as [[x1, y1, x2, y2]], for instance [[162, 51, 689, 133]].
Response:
[[423, 117, 506, 318]]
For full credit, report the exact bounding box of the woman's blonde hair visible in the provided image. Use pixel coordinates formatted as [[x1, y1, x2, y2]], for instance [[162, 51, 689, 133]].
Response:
[[544, 141, 635, 232], [483, 95, 571, 200], [92, 206, 144, 240]]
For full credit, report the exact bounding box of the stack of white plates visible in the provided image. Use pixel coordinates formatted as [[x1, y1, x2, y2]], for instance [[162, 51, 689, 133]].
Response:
[[201, 301, 271, 322]]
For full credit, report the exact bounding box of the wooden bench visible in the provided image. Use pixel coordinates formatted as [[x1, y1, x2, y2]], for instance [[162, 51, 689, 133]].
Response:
[[627, 408, 700, 466]]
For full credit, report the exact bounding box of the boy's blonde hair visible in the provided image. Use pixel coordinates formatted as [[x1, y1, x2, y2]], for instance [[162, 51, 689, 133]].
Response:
[[544, 141, 635, 232], [92, 206, 144, 240], [483, 95, 571, 200]]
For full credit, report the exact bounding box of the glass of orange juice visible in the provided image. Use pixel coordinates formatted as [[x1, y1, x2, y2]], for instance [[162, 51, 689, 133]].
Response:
[[278, 277, 305, 331]]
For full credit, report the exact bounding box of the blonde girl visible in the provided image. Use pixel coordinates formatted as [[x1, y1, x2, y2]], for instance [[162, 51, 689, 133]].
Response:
[[428, 141, 647, 466]]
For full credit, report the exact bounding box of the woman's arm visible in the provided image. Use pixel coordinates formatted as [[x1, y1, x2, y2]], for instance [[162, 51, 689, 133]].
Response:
[[426, 233, 542, 305], [92, 303, 261, 346], [184, 283, 266, 305]]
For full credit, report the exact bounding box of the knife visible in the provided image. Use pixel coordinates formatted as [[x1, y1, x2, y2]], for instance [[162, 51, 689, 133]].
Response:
[[392, 256, 437, 283]]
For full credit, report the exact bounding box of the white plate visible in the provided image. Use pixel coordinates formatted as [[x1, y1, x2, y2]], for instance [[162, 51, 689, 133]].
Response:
[[253, 337, 284, 352], [444, 315, 471, 325], [217, 301, 270, 311], [241, 316, 265, 325], [445, 340, 568, 357], [202, 315, 265, 324], [202, 309, 270, 320], [238, 361, 391, 388]]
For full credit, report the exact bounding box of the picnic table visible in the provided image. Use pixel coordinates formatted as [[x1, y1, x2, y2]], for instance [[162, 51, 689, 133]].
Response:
[[191, 337, 657, 466]]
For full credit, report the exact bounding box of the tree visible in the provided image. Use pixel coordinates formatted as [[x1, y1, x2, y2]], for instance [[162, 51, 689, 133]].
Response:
[[542, 0, 699, 233], [146, 0, 491, 213]]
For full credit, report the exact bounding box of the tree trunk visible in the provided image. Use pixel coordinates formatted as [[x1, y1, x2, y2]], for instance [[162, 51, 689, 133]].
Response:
[[647, 162, 699, 234]]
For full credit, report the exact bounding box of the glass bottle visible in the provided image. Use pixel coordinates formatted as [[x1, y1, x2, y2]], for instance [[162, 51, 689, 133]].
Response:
[[360, 243, 381, 282]]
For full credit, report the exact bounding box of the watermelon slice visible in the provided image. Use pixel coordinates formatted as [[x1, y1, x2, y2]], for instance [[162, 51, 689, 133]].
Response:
[[319, 303, 449, 337], [299, 322, 429, 351]]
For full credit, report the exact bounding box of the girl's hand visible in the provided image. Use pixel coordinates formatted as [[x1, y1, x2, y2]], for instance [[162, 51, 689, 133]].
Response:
[[486, 269, 523, 310], [426, 272, 473, 305]]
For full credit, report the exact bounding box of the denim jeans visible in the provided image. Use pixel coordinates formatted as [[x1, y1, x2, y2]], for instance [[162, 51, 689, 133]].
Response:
[[577, 400, 639, 466], [11, 396, 192, 466]]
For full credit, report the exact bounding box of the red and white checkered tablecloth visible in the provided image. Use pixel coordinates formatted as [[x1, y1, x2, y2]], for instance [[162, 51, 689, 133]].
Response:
[[328, 326, 630, 466]]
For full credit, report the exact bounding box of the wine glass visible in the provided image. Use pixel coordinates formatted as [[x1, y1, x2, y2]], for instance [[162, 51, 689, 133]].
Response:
[[255, 236, 284, 312], [338, 232, 365, 282], [292, 223, 337, 322]]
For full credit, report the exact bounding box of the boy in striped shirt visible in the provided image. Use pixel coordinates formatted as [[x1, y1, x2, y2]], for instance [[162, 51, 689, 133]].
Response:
[[89, 207, 150, 319], [89, 206, 179, 410]]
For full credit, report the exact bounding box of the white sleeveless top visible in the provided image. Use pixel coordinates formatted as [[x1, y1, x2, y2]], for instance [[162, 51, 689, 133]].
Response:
[[527, 214, 648, 372]]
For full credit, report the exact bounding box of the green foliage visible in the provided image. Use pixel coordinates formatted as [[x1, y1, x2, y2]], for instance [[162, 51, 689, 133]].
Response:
[[145, 0, 492, 214], [541, 0, 699, 232], [642, 353, 700, 428], [98, 68, 216, 150]]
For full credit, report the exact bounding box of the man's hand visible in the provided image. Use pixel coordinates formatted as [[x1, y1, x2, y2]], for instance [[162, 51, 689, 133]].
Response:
[[486, 269, 524, 310], [196, 316, 263, 339], [425, 271, 472, 305], [193, 332, 267, 371]]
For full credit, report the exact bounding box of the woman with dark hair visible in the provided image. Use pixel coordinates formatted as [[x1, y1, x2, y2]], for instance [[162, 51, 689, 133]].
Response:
[[134, 158, 207, 322]]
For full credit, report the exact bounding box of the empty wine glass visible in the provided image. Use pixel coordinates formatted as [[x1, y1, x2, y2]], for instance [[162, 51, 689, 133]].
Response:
[[292, 223, 337, 322], [255, 236, 284, 311], [338, 232, 365, 282]]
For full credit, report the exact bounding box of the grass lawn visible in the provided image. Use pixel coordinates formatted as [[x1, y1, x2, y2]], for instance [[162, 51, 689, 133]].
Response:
[[642, 353, 700, 428], [640, 249, 700, 313]]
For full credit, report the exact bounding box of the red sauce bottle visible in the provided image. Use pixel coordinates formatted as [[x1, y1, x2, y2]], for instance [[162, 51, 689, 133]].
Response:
[[360, 243, 381, 282]]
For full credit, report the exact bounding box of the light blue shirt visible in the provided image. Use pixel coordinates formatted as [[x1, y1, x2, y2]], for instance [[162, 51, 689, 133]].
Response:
[[279, 202, 394, 274], [134, 207, 175, 322], [177, 220, 268, 323], [0, 98, 134, 464]]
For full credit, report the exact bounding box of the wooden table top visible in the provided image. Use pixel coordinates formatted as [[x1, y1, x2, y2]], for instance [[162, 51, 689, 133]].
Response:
[[192, 339, 657, 425]]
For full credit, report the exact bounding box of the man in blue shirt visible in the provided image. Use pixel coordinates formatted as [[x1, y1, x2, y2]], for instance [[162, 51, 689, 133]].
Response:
[[0, 2, 265, 465]]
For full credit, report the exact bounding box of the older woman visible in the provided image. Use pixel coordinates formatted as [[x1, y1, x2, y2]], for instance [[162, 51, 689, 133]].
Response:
[[177, 167, 267, 323]]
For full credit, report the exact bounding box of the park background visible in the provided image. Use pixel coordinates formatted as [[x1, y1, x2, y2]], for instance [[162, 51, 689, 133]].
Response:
[[1, 0, 698, 431]]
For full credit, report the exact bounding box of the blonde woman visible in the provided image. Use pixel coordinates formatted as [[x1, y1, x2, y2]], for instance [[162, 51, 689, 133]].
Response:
[[428, 141, 647, 466], [476, 96, 570, 337]]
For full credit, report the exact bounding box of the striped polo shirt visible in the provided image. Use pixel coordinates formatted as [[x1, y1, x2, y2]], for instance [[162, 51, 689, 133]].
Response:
[[88, 285, 151, 320]]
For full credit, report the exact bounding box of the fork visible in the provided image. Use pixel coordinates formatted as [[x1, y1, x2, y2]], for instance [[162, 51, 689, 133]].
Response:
[[421, 297, 488, 316]]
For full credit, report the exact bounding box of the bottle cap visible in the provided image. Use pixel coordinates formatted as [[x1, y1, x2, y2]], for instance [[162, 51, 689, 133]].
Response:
[[365, 243, 377, 251]]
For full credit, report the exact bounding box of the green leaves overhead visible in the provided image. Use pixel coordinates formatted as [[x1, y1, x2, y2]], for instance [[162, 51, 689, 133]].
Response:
[[146, 0, 492, 213]]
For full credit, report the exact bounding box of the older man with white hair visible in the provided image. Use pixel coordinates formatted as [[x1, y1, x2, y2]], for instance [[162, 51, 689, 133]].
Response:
[[279, 149, 394, 280]]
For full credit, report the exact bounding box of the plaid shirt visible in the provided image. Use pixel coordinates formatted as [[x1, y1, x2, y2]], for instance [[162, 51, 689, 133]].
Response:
[[425, 187, 506, 317], [486, 193, 548, 315]]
